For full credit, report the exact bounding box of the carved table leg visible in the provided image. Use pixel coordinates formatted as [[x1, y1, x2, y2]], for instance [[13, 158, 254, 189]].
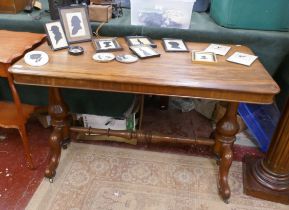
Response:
[[45, 87, 69, 181], [214, 102, 239, 203]]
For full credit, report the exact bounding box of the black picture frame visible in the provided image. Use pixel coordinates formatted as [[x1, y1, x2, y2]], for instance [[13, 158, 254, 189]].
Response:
[[162, 38, 189, 52], [44, 21, 69, 51], [125, 36, 157, 48], [129, 45, 160, 59], [92, 38, 123, 52], [58, 6, 92, 44]]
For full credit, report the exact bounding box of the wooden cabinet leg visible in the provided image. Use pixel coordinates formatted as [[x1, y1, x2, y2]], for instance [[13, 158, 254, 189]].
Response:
[[45, 87, 69, 180], [214, 102, 239, 203]]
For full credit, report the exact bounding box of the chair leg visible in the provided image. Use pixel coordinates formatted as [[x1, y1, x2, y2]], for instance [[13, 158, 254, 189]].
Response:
[[18, 125, 35, 169], [6, 70, 35, 169]]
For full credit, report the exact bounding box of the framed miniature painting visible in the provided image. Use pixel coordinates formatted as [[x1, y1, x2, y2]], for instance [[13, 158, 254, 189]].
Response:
[[162, 38, 189, 52], [44, 21, 69, 50], [125, 36, 157, 48], [129, 45, 160, 59], [92, 38, 123, 52], [192, 51, 217, 63], [59, 6, 92, 43]]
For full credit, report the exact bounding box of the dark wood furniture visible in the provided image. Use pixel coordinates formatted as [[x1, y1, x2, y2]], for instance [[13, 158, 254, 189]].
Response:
[[9, 39, 279, 202], [0, 30, 46, 168], [0, 0, 29, 13], [243, 96, 289, 205]]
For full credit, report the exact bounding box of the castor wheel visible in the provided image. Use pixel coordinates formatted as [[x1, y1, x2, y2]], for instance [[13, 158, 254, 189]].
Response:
[[49, 178, 54, 183], [223, 199, 229, 204], [61, 139, 70, 150], [214, 155, 220, 165]]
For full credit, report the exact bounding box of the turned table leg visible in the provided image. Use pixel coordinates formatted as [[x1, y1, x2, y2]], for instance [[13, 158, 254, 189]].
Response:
[[45, 87, 70, 181], [214, 102, 239, 203]]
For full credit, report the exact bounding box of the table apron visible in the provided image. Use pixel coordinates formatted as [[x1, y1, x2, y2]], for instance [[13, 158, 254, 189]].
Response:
[[12, 74, 275, 104]]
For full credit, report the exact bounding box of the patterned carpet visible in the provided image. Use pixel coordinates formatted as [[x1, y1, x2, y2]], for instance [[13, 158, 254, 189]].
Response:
[[26, 143, 288, 210]]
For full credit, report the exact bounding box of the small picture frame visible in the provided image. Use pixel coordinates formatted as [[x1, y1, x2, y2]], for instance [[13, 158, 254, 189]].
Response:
[[125, 36, 157, 48], [130, 45, 160, 59], [192, 51, 217, 63], [92, 38, 123, 52], [44, 21, 69, 51], [58, 6, 92, 44], [162, 38, 189, 52]]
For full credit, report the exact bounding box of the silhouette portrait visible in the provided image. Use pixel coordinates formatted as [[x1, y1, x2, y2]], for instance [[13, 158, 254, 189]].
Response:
[[94, 38, 123, 52], [168, 41, 180, 49], [50, 25, 62, 44], [71, 15, 82, 35], [30, 54, 42, 63], [126, 36, 155, 47], [138, 47, 151, 56], [137, 39, 144, 45], [103, 41, 112, 48], [130, 46, 160, 58], [163, 39, 188, 52], [59, 6, 92, 43], [45, 21, 69, 50]]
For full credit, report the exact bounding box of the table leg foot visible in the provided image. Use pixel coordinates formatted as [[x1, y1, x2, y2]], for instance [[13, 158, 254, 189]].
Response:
[[45, 87, 69, 179], [61, 138, 70, 150], [218, 144, 233, 201], [45, 127, 62, 179], [214, 102, 239, 203]]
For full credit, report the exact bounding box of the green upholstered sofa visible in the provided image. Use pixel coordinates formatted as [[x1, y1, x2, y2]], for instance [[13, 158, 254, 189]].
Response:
[[1, 0, 289, 114]]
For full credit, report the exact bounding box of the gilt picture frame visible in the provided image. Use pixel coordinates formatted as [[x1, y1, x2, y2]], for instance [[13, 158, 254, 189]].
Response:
[[125, 36, 157, 48], [192, 51, 217, 64]]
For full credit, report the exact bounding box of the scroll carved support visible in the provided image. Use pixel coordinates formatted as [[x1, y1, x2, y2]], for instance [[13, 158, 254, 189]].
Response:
[[45, 87, 70, 180], [214, 102, 239, 203]]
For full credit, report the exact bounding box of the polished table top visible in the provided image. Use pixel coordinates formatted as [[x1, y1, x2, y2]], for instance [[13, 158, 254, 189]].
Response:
[[9, 38, 280, 104]]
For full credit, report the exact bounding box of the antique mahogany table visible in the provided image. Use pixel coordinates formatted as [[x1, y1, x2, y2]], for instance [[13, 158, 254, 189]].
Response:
[[9, 38, 279, 202]]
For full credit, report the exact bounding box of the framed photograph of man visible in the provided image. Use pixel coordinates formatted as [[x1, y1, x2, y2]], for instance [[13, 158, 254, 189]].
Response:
[[92, 38, 123, 52], [58, 6, 92, 43], [125, 36, 157, 48], [44, 21, 69, 51], [129, 45, 160, 59], [162, 38, 189, 52]]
